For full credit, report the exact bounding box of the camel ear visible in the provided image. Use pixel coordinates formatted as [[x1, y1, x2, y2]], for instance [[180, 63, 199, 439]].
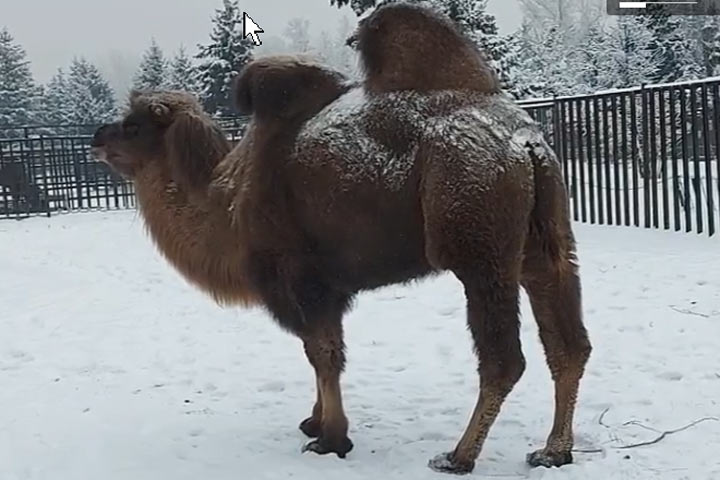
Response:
[[165, 112, 227, 191], [149, 102, 172, 124], [129, 89, 144, 103]]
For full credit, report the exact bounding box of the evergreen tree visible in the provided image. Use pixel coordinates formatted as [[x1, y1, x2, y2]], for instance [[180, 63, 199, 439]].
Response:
[[195, 0, 255, 116], [607, 17, 661, 88], [0, 27, 40, 133], [642, 6, 702, 83], [507, 24, 582, 99], [575, 22, 613, 92], [168, 46, 200, 93], [133, 38, 168, 91], [64, 57, 117, 125], [711, 26, 720, 76], [42, 68, 71, 125], [433, 0, 506, 67], [284, 18, 311, 53], [331, 0, 376, 15], [675, 16, 720, 78], [699, 17, 720, 76]]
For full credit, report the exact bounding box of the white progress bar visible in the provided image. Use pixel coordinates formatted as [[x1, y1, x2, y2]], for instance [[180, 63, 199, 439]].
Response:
[[619, 1, 699, 7]]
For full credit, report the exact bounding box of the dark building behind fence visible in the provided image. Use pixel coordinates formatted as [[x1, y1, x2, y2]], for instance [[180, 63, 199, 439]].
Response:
[[2, 79, 720, 237]]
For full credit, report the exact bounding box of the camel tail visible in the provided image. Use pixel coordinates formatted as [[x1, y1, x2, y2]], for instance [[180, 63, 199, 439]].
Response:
[[523, 133, 578, 265]]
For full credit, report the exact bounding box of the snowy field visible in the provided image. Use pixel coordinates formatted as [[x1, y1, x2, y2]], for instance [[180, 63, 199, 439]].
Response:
[[1, 210, 719, 480]]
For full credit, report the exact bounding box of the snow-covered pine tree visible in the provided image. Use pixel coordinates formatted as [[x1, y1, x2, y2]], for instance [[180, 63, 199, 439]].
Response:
[[510, 0, 650, 98], [41, 68, 71, 125], [64, 57, 117, 126], [133, 38, 168, 91], [503, 28, 537, 99], [642, 5, 703, 83], [674, 16, 720, 79], [711, 25, 720, 76], [438, 0, 506, 63], [0, 28, 41, 134], [506, 23, 583, 99], [330, 0, 376, 15], [519, 0, 603, 43], [168, 46, 200, 94], [195, 0, 254, 116], [284, 18, 312, 53], [699, 17, 720, 77], [607, 17, 661, 89], [574, 22, 613, 92]]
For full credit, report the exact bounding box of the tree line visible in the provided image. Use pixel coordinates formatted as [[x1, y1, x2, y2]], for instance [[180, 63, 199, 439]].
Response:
[[331, 0, 720, 97], [0, 0, 254, 137], [2, 0, 720, 137]]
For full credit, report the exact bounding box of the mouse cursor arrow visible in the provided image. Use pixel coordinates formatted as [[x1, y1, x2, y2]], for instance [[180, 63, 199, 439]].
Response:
[[243, 12, 264, 46]]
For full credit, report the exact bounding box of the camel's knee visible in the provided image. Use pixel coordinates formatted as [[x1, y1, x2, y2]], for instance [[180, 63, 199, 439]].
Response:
[[568, 333, 592, 370], [542, 330, 591, 381], [465, 282, 526, 392], [303, 337, 346, 376], [301, 316, 346, 371], [478, 346, 526, 392]]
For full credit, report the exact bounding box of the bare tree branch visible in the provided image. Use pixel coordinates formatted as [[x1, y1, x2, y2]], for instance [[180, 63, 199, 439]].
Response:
[[622, 420, 661, 434], [572, 408, 719, 455], [617, 417, 719, 450], [599, 407, 611, 427], [669, 305, 710, 318]]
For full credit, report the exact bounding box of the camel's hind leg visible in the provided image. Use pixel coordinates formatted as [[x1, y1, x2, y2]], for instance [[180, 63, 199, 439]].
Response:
[[522, 232, 592, 468], [421, 156, 534, 474], [430, 264, 526, 474]]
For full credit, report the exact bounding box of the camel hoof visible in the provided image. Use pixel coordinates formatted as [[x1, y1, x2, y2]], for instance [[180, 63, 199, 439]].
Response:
[[302, 436, 354, 459], [428, 452, 474, 475], [526, 449, 573, 468], [299, 417, 322, 438]]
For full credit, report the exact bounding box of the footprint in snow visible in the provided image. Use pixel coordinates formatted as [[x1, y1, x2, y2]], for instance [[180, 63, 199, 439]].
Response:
[[257, 381, 286, 393], [657, 371, 683, 381]]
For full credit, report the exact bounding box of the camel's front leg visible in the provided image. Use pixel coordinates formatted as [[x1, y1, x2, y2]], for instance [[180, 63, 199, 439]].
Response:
[[300, 316, 353, 458]]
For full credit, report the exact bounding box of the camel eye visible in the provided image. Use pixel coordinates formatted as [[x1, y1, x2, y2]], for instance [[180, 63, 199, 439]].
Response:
[[123, 121, 140, 137]]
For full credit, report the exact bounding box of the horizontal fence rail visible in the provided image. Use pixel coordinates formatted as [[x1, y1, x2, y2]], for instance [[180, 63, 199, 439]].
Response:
[[2, 80, 720, 237]]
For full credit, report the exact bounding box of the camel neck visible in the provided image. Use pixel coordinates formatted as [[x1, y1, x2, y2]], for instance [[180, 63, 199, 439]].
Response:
[[134, 168, 257, 307]]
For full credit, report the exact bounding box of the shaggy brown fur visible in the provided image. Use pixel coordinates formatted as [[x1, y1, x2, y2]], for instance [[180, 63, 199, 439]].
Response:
[[234, 55, 353, 121], [348, 2, 501, 94], [92, 49, 590, 474]]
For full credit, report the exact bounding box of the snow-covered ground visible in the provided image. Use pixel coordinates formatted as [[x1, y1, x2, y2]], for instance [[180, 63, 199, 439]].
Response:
[[1, 211, 719, 480]]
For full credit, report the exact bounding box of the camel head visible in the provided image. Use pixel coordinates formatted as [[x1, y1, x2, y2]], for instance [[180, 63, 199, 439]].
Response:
[[91, 91, 229, 191]]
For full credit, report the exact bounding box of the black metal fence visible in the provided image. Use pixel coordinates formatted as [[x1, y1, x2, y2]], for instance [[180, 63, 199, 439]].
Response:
[[0, 117, 249, 219], [2, 80, 720, 237], [519, 77, 720, 237], [0, 137, 135, 217]]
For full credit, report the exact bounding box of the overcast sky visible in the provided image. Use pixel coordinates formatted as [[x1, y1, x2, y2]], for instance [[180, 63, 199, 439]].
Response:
[[1, 0, 522, 85]]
